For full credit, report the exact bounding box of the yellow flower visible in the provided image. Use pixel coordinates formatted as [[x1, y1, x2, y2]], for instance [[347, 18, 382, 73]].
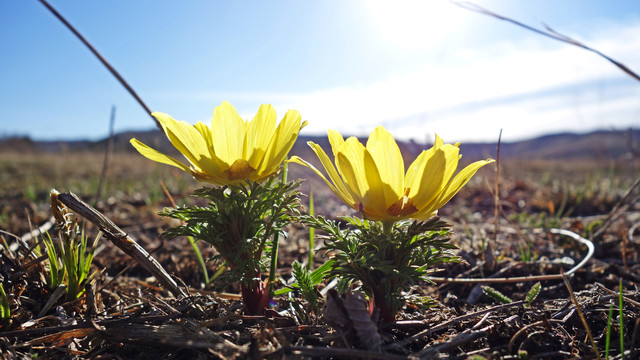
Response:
[[131, 101, 306, 185], [289, 126, 494, 222]]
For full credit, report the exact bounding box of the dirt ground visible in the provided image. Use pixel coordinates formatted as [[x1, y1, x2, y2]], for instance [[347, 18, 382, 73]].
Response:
[[1, 152, 639, 359]]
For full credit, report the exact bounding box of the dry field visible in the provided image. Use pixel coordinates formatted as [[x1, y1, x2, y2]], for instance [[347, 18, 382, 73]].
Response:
[[1, 147, 639, 359]]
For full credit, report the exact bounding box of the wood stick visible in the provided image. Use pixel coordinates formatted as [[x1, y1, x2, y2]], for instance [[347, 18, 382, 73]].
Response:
[[57, 192, 186, 298]]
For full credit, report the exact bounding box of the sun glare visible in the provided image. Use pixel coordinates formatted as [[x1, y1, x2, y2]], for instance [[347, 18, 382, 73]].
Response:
[[367, 0, 462, 50]]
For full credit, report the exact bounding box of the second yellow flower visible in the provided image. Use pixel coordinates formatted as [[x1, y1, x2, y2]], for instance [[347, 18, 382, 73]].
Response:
[[289, 126, 493, 222]]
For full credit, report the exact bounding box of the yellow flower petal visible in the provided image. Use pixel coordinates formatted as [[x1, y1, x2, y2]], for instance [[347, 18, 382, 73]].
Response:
[[366, 126, 404, 205], [294, 128, 492, 223], [327, 129, 345, 157], [412, 158, 493, 219], [405, 136, 459, 210], [430, 159, 495, 211], [337, 137, 389, 219], [288, 155, 354, 207], [307, 141, 353, 204], [259, 109, 302, 178], [134, 102, 303, 186], [210, 101, 246, 166], [246, 104, 277, 170], [387, 188, 419, 218], [194, 121, 214, 155], [130, 138, 191, 172], [362, 149, 391, 219], [153, 112, 210, 168], [335, 137, 367, 206], [192, 170, 234, 185], [194, 121, 228, 174]]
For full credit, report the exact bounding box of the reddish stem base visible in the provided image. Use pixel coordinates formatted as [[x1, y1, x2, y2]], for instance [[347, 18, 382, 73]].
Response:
[[241, 280, 271, 315], [373, 296, 396, 324]]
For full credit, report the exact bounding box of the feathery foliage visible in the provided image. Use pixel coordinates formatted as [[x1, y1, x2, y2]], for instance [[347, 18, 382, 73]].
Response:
[[304, 215, 458, 321], [160, 175, 302, 287]]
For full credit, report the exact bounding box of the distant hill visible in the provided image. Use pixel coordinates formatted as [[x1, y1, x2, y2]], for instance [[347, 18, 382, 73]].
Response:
[[1, 128, 638, 161], [457, 129, 640, 160]]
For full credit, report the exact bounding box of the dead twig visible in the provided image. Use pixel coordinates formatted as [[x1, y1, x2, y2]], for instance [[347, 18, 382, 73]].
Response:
[[57, 192, 186, 298], [426, 227, 594, 284], [493, 129, 502, 246], [286, 346, 411, 360], [94, 105, 116, 205], [594, 282, 640, 309], [507, 319, 566, 354], [418, 323, 495, 358], [12, 217, 55, 253], [37, 0, 160, 128], [592, 176, 640, 239], [388, 300, 527, 349], [562, 274, 601, 359], [631, 318, 640, 360], [454, 2, 640, 83]]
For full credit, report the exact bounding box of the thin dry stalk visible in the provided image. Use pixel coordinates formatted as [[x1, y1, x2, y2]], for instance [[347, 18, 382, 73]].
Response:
[[595, 282, 640, 309], [593, 176, 640, 239], [418, 324, 495, 358], [508, 319, 566, 354], [493, 129, 502, 245], [94, 105, 116, 205], [426, 227, 594, 284], [14, 217, 54, 253], [631, 318, 640, 360], [287, 346, 409, 360], [37, 0, 160, 128], [562, 274, 601, 359], [389, 300, 527, 348], [159, 181, 178, 208], [455, 2, 640, 82]]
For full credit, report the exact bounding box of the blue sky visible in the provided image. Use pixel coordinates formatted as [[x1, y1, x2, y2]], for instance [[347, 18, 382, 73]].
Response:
[[2, 0, 639, 143]]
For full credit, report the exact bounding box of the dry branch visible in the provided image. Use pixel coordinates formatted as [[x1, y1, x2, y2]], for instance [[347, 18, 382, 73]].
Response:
[[37, 0, 160, 128], [426, 227, 594, 284], [57, 192, 186, 298], [455, 2, 640, 83]]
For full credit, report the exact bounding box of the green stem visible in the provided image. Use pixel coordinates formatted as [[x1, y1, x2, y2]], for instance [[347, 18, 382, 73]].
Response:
[[268, 231, 279, 298], [619, 280, 625, 360], [188, 236, 210, 285], [267, 164, 289, 297], [308, 190, 315, 270], [382, 220, 394, 235]]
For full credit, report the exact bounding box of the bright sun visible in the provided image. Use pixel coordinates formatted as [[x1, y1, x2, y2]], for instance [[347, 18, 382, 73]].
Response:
[[367, 0, 462, 50]]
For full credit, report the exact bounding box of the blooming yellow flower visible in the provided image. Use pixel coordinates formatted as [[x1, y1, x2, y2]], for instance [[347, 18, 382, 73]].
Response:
[[289, 126, 494, 222], [131, 101, 306, 185]]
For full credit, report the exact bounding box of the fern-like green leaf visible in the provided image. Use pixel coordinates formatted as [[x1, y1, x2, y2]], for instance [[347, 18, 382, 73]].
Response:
[[525, 282, 541, 307]]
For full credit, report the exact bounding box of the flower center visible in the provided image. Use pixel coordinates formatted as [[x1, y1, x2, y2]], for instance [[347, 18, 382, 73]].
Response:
[[226, 159, 256, 180], [386, 188, 418, 217]]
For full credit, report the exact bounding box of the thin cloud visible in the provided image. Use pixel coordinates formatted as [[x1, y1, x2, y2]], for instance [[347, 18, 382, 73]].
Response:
[[174, 20, 640, 142]]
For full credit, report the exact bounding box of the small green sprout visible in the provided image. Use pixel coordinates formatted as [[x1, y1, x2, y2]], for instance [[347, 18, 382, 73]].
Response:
[[290, 260, 320, 320], [525, 282, 541, 307], [0, 282, 10, 330], [619, 280, 625, 359], [482, 286, 513, 304], [605, 303, 614, 360], [45, 190, 99, 301]]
